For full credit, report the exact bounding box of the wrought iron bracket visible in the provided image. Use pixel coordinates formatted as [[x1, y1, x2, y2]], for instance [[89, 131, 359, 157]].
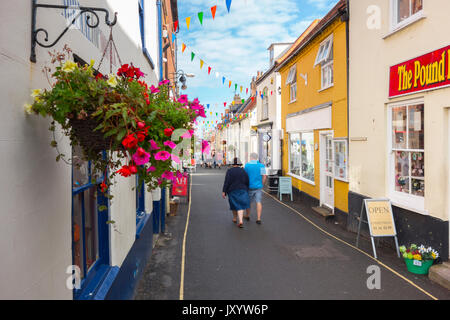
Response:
[[30, 0, 117, 62]]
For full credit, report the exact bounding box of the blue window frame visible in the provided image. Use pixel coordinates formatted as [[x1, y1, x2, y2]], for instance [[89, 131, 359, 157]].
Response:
[[71, 146, 111, 299], [139, 0, 155, 69]]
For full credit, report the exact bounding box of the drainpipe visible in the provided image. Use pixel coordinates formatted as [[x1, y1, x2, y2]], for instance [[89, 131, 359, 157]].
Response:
[[156, 0, 166, 233]]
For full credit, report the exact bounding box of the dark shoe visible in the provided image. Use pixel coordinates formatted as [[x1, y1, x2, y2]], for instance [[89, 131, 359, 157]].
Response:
[[243, 216, 250, 221], [238, 223, 243, 228], [232, 219, 237, 224], [256, 220, 261, 224]]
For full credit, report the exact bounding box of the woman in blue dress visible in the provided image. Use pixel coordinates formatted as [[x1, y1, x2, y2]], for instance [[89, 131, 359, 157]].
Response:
[[222, 158, 250, 228]]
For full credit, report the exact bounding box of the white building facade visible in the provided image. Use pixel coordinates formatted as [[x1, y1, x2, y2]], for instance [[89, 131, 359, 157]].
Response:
[[255, 43, 291, 174], [0, 0, 164, 299]]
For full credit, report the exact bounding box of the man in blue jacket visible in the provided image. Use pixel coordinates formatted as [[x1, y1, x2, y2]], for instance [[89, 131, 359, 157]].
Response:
[[244, 153, 267, 224]]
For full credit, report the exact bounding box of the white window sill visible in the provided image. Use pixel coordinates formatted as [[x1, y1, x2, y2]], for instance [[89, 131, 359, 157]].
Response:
[[287, 172, 315, 186], [389, 191, 427, 215], [288, 99, 297, 104], [383, 12, 426, 40], [318, 84, 334, 92]]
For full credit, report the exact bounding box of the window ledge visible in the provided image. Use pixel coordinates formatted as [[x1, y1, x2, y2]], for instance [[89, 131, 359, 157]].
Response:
[[383, 12, 426, 40], [318, 84, 334, 92], [288, 99, 297, 104], [287, 172, 315, 186], [136, 212, 151, 239]]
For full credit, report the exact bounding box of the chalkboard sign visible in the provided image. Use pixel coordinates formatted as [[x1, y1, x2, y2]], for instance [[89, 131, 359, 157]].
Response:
[[278, 177, 293, 201]]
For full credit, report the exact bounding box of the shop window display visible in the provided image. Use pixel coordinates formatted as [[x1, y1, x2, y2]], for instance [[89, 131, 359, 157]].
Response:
[[289, 132, 314, 183], [391, 104, 424, 197]]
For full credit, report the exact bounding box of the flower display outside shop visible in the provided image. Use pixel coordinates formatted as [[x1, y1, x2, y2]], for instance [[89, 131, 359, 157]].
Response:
[[399, 244, 439, 261], [27, 47, 207, 197], [399, 244, 439, 275]]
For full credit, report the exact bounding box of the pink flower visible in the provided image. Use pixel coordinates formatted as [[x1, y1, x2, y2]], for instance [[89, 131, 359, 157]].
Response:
[[202, 140, 210, 154], [176, 171, 183, 179], [164, 140, 177, 149], [150, 85, 160, 94], [178, 95, 188, 104], [159, 79, 170, 86], [162, 170, 175, 181], [171, 154, 181, 164], [147, 166, 156, 172], [181, 130, 193, 139], [132, 148, 151, 165], [154, 150, 171, 161], [197, 108, 206, 118], [149, 139, 160, 150]]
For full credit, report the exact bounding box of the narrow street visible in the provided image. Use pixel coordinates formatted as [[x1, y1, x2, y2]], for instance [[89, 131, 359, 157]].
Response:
[[135, 168, 450, 300]]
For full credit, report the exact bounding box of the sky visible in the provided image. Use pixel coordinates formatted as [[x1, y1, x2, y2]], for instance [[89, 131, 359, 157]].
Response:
[[175, 0, 340, 134]]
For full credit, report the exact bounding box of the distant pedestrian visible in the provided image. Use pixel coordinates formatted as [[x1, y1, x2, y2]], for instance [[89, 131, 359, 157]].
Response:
[[222, 157, 250, 228], [244, 153, 267, 224]]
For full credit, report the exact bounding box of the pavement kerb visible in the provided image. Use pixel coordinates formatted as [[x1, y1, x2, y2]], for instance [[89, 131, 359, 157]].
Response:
[[262, 190, 439, 301]]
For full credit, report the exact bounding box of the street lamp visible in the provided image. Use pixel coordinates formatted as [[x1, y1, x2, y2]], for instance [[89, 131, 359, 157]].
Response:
[[170, 70, 195, 93]]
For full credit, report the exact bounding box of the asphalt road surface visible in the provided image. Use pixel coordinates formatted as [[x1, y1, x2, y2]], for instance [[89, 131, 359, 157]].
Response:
[[135, 167, 450, 300]]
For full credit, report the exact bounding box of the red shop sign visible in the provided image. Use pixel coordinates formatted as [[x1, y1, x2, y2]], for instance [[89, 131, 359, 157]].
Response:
[[389, 45, 450, 98], [172, 177, 188, 197]]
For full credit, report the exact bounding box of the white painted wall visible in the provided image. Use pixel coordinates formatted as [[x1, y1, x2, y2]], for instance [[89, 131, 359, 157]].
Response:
[[0, 0, 158, 299]]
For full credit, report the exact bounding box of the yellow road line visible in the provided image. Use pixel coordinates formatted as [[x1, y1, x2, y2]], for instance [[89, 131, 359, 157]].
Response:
[[263, 190, 438, 301], [179, 173, 193, 300]]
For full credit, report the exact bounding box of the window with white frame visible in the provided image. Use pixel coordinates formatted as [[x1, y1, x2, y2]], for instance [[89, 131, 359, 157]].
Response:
[[390, 103, 424, 198], [315, 34, 333, 90], [289, 132, 315, 183], [262, 87, 269, 120], [392, 0, 423, 28], [286, 65, 297, 102], [334, 139, 348, 181]]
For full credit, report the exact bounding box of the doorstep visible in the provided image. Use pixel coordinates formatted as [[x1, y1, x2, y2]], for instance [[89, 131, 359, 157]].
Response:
[[428, 262, 450, 291], [312, 206, 334, 218]]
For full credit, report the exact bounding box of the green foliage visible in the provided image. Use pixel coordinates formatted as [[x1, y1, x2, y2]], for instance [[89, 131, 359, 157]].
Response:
[[28, 49, 202, 200]]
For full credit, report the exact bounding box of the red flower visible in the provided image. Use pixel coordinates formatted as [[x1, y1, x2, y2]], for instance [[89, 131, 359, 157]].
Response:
[[129, 165, 138, 174], [116, 165, 132, 177], [122, 134, 138, 149], [164, 127, 174, 137], [136, 131, 146, 142], [100, 182, 108, 193]]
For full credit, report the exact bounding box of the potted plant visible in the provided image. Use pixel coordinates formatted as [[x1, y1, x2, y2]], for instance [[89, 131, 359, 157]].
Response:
[[26, 47, 207, 196], [399, 244, 439, 275]]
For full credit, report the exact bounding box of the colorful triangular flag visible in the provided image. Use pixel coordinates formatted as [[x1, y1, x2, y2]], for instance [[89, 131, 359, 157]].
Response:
[[211, 5, 217, 19], [208, 66, 212, 75], [182, 43, 186, 53], [174, 21, 178, 32], [200, 59, 204, 69], [186, 17, 191, 30], [198, 12, 204, 25], [191, 52, 195, 61], [226, 0, 232, 13]]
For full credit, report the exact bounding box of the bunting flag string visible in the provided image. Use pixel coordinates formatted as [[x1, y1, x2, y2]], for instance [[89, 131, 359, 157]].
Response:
[[165, 0, 235, 34]]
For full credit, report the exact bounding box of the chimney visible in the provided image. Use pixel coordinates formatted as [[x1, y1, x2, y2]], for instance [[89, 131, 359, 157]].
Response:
[[233, 94, 242, 105]]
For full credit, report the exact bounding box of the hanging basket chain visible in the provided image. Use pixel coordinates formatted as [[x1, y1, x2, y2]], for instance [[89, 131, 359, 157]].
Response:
[[97, 26, 123, 74]]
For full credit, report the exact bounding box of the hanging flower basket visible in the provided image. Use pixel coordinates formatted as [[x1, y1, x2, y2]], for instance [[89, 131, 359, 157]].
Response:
[[399, 244, 439, 275], [69, 117, 114, 154], [25, 46, 208, 199]]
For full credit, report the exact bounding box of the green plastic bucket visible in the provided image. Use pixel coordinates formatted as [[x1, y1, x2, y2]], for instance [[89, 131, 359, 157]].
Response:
[[404, 258, 434, 275]]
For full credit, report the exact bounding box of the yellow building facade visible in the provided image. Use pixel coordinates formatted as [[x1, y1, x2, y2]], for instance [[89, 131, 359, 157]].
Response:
[[277, 0, 348, 216]]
